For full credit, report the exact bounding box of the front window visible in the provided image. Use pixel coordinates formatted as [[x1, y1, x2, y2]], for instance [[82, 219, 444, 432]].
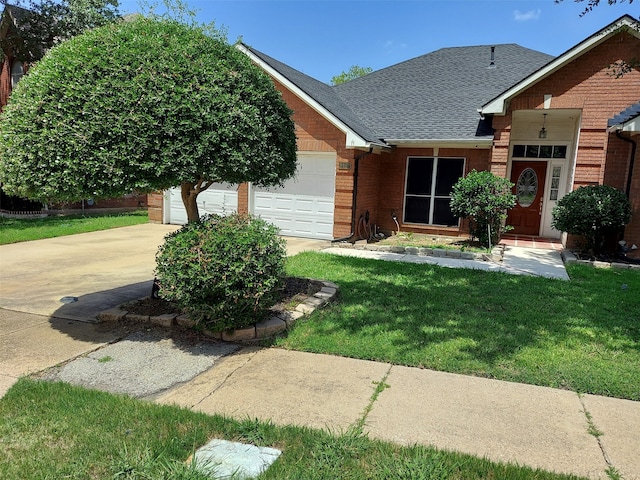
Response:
[[404, 156, 464, 226], [10, 61, 23, 88]]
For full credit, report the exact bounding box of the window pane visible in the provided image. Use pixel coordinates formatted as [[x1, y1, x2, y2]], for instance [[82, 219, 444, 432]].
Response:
[[433, 198, 459, 226], [539, 145, 552, 158], [434, 158, 464, 196], [406, 158, 433, 195], [404, 196, 431, 224], [553, 146, 567, 158], [513, 145, 525, 157], [526, 145, 539, 158]]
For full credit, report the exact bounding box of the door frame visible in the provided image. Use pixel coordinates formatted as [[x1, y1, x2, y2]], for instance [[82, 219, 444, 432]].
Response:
[[506, 141, 572, 238]]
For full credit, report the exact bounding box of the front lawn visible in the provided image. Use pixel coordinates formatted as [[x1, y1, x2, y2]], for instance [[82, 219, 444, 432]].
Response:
[[281, 252, 640, 401], [0, 210, 149, 244], [0, 379, 583, 479]]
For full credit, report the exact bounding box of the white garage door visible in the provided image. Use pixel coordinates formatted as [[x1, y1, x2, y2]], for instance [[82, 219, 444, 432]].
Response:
[[165, 183, 238, 225], [252, 153, 336, 239]]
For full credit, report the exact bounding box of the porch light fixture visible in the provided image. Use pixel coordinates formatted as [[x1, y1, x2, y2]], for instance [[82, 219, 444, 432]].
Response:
[[539, 113, 548, 139]]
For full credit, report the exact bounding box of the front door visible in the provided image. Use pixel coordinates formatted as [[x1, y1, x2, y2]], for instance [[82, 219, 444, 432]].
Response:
[[507, 161, 547, 236]]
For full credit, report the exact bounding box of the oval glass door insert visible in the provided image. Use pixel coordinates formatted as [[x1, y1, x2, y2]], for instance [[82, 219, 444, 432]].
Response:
[[516, 168, 538, 207]]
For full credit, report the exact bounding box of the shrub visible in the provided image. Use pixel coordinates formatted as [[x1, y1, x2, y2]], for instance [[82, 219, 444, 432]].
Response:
[[449, 170, 516, 249], [155, 213, 287, 331], [551, 185, 631, 253]]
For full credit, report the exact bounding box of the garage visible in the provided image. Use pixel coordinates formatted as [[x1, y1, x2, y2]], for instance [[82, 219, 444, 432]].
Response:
[[164, 183, 238, 224], [251, 152, 336, 239]]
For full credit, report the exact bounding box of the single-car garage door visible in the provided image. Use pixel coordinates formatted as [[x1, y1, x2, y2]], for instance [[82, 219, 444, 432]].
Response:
[[252, 152, 336, 239], [165, 183, 238, 224]]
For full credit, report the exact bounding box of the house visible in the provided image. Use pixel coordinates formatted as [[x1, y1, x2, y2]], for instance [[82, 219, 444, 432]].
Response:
[[148, 15, 640, 256]]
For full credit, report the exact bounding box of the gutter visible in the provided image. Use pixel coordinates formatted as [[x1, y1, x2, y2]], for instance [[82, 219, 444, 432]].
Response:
[[331, 147, 374, 243], [616, 130, 637, 198]]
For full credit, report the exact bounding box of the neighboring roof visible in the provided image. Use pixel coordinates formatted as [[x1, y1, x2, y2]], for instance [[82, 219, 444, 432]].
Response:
[[240, 44, 386, 149], [609, 101, 640, 133], [481, 14, 640, 115], [334, 44, 553, 143]]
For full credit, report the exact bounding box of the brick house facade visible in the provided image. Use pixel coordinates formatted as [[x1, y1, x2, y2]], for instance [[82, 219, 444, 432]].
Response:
[[151, 15, 639, 256]]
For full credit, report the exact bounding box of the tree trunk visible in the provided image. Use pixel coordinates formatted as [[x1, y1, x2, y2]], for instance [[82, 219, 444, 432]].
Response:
[[181, 182, 200, 223]]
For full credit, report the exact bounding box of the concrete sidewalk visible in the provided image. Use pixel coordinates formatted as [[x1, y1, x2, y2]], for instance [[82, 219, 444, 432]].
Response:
[[156, 347, 639, 480]]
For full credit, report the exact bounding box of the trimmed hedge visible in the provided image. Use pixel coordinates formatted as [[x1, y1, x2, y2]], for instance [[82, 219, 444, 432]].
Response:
[[155, 213, 286, 331]]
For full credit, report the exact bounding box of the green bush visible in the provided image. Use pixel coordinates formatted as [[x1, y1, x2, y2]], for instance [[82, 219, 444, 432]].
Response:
[[551, 185, 631, 253], [155, 213, 287, 331], [449, 170, 516, 249]]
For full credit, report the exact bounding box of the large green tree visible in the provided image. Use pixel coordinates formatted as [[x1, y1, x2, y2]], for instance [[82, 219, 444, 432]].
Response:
[[0, 16, 298, 222], [330, 65, 373, 85]]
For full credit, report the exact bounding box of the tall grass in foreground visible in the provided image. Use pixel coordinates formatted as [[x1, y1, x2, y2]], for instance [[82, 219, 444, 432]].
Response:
[[0, 379, 583, 479], [282, 253, 640, 400], [0, 210, 149, 244]]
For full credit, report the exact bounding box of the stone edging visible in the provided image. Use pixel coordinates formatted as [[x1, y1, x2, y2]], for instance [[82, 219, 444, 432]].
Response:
[[561, 250, 640, 270], [97, 280, 339, 342], [332, 242, 504, 262]]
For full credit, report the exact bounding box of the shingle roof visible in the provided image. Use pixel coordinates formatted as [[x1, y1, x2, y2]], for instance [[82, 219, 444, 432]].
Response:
[[333, 44, 554, 142], [608, 101, 640, 127], [244, 45, 385, 145], [245, 43, 554, 144]]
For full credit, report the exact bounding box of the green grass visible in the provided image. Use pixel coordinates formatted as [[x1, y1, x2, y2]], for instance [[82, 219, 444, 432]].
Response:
[[0, 379, 584, 479], [0, 210, 149, 244], [280, 252, 640, 401]]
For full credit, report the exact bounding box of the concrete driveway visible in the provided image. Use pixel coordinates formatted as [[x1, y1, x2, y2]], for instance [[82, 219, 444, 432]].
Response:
[[0, 223, 329, 322]]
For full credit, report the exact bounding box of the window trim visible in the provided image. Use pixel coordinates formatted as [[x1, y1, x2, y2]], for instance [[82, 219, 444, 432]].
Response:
[[10, 60, 24, 89], [403, 156, 465, 227]]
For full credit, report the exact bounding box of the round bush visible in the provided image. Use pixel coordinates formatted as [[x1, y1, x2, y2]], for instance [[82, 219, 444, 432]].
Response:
[[449, 170, 516, 248], [551, 185, 631, 253], [155, 213, 287, 331]]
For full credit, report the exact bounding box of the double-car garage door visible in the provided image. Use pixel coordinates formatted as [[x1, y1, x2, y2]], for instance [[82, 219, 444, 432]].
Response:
[[165, 153, 336, 239]]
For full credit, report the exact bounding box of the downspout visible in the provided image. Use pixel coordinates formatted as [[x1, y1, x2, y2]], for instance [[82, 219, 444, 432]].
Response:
[[616, 130, 637, 198], [332, 146, 374, 242]]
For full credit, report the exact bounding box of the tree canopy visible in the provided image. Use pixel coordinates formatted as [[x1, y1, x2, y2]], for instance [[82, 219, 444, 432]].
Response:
[[0, 0, 120, 62], [330, 65, 373, 85], [0, 16, 298, 222]]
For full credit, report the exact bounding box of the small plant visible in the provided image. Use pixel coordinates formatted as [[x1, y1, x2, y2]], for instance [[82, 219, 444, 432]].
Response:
[[155, 213, 286, 331], [551, 185, 631, 254], [449, 170, 516, 249]]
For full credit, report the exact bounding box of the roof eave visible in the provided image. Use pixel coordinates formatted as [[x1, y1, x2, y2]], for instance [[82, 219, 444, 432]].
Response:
[[608, 118, 640, 133], [386, 138, 494, 149], [237, 43, 374, 150], [480, 15, 640, 116]]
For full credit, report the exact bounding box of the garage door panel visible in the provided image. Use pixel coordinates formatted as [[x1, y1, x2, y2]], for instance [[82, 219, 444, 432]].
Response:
[[166, 184, 238, 225], [252, 154, 336, 240]]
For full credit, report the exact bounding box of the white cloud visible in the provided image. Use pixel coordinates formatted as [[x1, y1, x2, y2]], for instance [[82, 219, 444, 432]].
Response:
[[514, 9, 542, 22]]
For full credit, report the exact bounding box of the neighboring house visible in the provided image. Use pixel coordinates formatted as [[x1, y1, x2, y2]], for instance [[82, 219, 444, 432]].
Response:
[[0, 4, 147, 213], [148, 15, 640, 255]]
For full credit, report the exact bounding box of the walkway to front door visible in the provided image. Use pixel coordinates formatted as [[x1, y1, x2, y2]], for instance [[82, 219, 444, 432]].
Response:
[[500, 234, 562, 251]]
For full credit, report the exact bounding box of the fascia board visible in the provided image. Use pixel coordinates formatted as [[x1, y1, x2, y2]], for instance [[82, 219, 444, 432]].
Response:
[[386, 139, 493, 149], [481, 16, 640, 116], [237, 44, 371, 149], [610, 117, 640, 133]]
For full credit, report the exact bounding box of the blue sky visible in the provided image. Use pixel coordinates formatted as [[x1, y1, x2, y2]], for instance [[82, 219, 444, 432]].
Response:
[[117, 0, 637, 83]]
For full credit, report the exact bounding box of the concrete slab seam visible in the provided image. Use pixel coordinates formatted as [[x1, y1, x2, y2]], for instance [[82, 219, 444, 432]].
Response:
[[355, 365, 392, 431], [578, 393, 616, 476]]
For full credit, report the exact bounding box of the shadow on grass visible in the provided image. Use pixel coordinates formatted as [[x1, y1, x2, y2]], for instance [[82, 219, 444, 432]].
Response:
[[283, 252, 640, 399]]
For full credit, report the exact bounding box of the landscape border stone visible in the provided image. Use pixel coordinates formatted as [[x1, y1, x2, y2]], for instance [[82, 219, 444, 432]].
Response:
[[96, 279, 339, 342], [561, 249, 640, 270], [333, 241, 496, 261]]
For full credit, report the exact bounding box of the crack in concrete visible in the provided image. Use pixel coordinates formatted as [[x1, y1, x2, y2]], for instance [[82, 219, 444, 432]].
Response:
[[355, 365, 392, 431], [578, 393, 619, 478]]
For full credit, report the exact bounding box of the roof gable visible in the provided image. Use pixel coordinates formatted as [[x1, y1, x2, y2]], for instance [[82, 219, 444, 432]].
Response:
[[481, 14, 640, 115], [238, 44, 385, 149]]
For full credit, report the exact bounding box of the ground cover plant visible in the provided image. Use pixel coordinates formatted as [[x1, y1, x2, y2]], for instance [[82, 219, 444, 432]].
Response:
[[0, 378, 584, 479], [0, 210, 148, 244], [280, 252, 640, 401]]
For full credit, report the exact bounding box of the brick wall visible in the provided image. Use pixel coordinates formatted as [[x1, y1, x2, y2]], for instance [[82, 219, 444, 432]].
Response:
[[375, 147, 491, 236]]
